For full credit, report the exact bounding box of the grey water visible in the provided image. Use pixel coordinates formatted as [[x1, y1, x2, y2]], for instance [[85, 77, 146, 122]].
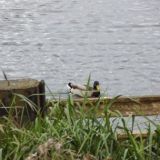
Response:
[[0, 0, 160, 97]]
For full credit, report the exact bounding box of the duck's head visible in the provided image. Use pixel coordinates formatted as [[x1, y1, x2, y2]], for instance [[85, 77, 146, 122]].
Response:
[[93, 81, 100, 91], [92, 81, 100, 97]]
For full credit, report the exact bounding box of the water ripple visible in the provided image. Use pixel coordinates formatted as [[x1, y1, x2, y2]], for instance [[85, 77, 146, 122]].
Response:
[[0, 0, 160, 96]]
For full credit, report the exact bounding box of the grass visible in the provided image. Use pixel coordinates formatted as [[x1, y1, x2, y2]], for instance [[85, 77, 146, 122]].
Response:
[[0, 94, 160, 160]]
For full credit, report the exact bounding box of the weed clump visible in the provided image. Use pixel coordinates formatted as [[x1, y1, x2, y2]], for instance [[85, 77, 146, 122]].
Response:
[[0, 94, 159, 160]]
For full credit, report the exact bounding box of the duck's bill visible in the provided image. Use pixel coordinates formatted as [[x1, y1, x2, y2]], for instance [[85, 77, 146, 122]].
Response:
[[96, 85, 100, 91]]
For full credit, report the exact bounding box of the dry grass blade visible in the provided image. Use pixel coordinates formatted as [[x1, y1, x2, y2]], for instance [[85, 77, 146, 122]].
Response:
[[83, 153, 96, 160], [1, 69, 10, 86], [25, 138, 63, 160]]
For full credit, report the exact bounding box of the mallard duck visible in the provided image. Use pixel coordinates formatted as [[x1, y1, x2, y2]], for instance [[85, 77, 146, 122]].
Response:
[[67, 81, 100, 98]]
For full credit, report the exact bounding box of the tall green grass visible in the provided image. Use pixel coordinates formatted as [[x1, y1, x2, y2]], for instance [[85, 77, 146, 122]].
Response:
[[0, 94, 160, 160]]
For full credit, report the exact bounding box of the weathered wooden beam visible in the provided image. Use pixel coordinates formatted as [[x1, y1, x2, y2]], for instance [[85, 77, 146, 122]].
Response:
[[50, 95, 160, 117], [38, 80, 46, 117], [117, 131, 155, 140]]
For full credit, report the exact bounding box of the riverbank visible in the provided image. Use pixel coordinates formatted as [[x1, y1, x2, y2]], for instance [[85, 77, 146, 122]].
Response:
[[0, 94, 159, 160]]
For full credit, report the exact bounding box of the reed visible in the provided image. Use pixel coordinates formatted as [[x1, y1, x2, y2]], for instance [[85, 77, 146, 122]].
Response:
[[0, 94, 159, 160]]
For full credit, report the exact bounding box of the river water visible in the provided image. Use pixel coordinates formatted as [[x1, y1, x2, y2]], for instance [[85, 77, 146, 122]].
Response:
[[0, 0, 160, 96]]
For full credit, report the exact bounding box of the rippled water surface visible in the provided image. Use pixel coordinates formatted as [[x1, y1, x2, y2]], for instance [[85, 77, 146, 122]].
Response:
[[0, 0, 160, 96]]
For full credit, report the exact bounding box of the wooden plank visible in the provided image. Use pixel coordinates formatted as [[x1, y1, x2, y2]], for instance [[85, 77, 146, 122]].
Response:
[[38, 80, 46, 117], [117, 131, 155, 140], [0, 79, 45, 121], [50, 95, 160, 117]]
